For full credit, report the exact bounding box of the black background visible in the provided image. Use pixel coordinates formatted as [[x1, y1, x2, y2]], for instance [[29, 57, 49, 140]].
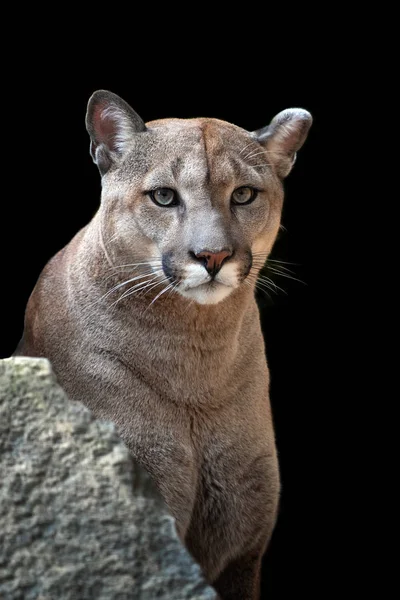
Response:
[[1, 55, 340, 598]]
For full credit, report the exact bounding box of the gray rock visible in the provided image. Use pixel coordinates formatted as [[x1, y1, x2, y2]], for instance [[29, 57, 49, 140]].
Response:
[[0, 357, 217, 600]]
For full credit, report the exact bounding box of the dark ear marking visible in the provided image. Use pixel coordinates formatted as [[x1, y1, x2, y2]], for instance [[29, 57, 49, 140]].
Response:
[[85, 90, 146, 175], [253, 109, 312, 178]]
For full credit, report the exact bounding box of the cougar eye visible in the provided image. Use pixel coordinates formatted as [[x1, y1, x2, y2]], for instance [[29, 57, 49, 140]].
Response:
[[231, 187, 258, 205], [150, 188, 179, 207]]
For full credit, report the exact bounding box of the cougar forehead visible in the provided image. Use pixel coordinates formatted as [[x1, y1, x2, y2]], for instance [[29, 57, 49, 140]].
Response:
[[112, 117, 277, 199], [151, 118, 272, 185]]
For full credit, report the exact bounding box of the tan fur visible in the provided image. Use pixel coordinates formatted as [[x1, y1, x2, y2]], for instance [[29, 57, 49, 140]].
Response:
[[16, 92, 311, 599]]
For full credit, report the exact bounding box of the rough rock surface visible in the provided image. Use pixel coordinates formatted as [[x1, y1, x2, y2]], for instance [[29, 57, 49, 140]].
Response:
[[0, 357, 216, 600]]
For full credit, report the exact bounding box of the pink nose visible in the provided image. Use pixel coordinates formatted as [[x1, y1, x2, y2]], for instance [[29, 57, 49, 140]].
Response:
[[195, 249, 233, 274]]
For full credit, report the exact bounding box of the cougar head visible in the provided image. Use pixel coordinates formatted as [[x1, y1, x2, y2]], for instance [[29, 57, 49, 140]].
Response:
[[86, 90, 312, 305]]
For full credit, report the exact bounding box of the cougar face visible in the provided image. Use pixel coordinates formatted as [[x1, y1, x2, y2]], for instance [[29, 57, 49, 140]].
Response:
[[87, 91, 311, 305]]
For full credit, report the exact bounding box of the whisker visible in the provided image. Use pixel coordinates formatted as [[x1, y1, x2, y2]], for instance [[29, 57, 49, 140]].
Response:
[[260, 150, 287, 156], [255, 282, 278, 297], [105, 260, 162, 272], [267, 264, 296, 274], [247, 275, 276, 293], [145, 281, 176, 312], [243, 150, 268, 161], [115, 278, 160, 301], [182, 294, 196, 316], [244, 149, 286, 160], [86, 271, 158, 308], [253, 281, 273, 302], [250, 260, 297, 274], [239, 141, 259, 156], [104, 271, 162, 299], [138, 277, 170, 299], [252, 255, 301, 273], [267, 268, 306, 285], [103, 264, 162, 282], [258, 275, 278, 290], [267, 258, 299, 266], [129, 275, 166, 297], [111, 275, 162, 306], [246, 271, 279, 289], [168, 281, 181, 300], [258, 276, 287, 295]]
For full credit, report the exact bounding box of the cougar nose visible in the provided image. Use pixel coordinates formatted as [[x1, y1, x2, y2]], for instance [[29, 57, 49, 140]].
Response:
[[193, 249, 233, 275]]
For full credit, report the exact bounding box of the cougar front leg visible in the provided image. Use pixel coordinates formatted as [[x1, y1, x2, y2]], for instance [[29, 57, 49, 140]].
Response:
[[212, 549, 264, 600]]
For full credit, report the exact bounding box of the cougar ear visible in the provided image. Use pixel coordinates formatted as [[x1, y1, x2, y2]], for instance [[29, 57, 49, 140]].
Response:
[[253, 109, 312, 178], [86, 90, 146, 175]]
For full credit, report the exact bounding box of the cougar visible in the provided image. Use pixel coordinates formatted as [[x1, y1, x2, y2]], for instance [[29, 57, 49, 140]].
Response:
[[15, 90, 312, 599]]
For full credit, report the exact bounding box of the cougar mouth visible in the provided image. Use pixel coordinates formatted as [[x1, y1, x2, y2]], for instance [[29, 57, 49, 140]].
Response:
[[178, 276, 235, 305], [192, 279, 232, 292]]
